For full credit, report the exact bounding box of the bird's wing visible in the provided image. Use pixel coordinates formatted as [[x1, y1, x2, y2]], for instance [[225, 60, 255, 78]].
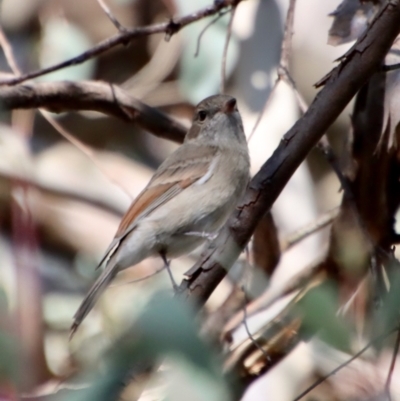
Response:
[[97, 143, 218, 266]]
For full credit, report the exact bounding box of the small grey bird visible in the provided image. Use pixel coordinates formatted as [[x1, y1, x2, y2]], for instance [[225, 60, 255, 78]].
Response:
[[71, 94, 250, 336]]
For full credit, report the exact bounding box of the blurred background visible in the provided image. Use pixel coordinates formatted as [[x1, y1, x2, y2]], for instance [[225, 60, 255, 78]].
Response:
[[1, 0, 399, 400]]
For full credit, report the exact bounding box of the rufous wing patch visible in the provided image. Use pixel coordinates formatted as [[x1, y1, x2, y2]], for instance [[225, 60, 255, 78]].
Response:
[[114, 144, 219, 239], [116, 183, 175, 237]]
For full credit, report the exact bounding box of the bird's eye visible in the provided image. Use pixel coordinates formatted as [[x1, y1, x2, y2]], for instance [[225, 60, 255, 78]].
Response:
[[197, 110, 207, 122]]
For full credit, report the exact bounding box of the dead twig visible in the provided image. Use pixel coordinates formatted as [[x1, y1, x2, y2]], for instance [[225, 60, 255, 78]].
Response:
[[241, 288, 272, 364], [280, 208, 339, 252], [194, 9, 231, 57], [293, 327, 398, 401], [222, 257, 326, 337], [0, 0, 243, 86], [96, 0, 128, 33], [179, 0, 400, 322], [280, 0, 296, 71], [0, 24, 135, 206], [0, 80, 187, 143], [0, 169, 124, 216], [248, 0, 298, 140], [220, 6, 236, 94], [40, 110, 133, 200]]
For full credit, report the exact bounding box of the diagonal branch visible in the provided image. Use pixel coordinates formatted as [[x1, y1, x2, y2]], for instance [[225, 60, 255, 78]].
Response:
[[179, 1, 400, 306]]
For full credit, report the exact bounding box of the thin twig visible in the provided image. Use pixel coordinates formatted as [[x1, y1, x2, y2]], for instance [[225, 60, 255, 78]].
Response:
[[0, 0, 243, 86], [0, 24, 134, 201], [280, 0, 297, 71], [222, 256, 325, 337], [96, 0, 127, 33], [280, 207, 339, 252], [194, 9, 231, 57], [220, 6, 236, 94], [248, 0, 298, 141], [384, 324, 400, 401], [280, 68, 308, 114], [0, 169, 124, 216], [293, 327, 398, 401], [241, 287, 272, 364], [247, 78, 279, 142], [0, 26, 21, 75], [248, 65, 306, 141], [382, 62, 400, 72], [40, 111, 133, 200], [41, 111, 95, 157]]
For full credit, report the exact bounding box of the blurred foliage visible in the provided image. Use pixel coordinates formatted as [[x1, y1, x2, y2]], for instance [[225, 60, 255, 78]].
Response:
[[295, 280, 351, 352], [62, 292, 231, 401], [0, 287, 18, 386]]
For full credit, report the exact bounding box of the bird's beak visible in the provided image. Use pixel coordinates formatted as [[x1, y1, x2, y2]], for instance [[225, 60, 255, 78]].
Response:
[[222, 98, 237, 114]]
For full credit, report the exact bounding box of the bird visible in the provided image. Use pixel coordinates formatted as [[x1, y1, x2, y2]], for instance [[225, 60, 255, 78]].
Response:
[[70, 94, 250, 336]]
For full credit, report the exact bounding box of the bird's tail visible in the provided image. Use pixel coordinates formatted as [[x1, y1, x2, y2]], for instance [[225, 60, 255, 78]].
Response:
[[70, 264, 118, 339]]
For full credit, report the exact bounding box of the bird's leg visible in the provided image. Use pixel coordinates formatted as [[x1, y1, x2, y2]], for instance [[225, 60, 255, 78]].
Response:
[[160, 251, 179, 292], [184, 231, 218, 242]]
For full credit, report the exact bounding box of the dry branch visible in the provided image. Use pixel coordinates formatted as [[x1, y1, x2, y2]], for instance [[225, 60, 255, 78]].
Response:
[[179, 0, 400, 307], [0, 80, 186, 143], [0, 0, 242, 86]]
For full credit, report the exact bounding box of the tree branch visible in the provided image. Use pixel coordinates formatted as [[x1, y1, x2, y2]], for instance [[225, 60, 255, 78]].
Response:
[[0, 0, 243, 86], [179, 1, 400, 306], [0, 80, 187, 143]]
